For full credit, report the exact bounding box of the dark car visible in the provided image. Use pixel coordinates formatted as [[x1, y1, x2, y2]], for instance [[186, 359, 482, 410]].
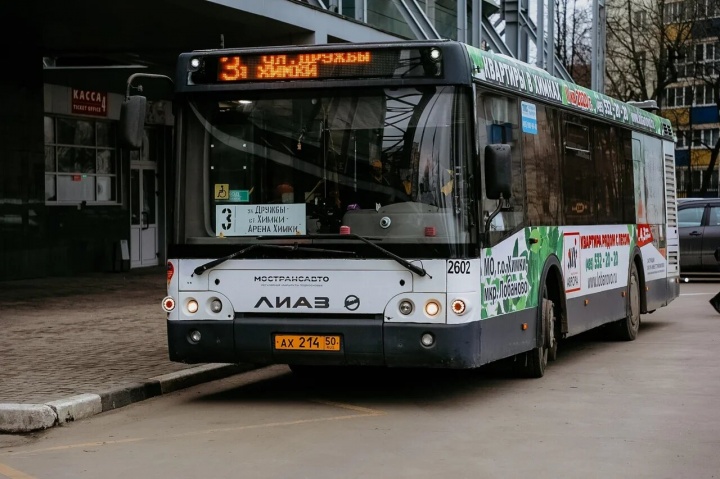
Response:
[[679, 197, 720, 274]]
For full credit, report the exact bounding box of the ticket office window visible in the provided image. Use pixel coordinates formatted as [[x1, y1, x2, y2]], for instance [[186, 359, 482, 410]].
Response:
[[44, 116, 120, 204]]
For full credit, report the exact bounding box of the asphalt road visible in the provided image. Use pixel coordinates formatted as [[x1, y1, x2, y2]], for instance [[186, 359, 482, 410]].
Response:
[[1, 281, 719, 479]]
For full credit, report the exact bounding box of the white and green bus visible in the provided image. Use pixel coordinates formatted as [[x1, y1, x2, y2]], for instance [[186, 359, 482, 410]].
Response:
[[122, 40, 679, 377]]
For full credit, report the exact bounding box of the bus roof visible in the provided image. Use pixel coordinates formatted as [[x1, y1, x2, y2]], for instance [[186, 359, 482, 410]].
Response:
[[174, 39, 673, 140], [464, 44, 674, 139]]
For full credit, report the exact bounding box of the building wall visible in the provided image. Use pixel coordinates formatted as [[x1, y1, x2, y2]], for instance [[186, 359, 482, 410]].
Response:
[[0, 0, 435, 280], [0, 49, 48, 280], [0, 71, 173, 281], [660, 0, 720, 198]]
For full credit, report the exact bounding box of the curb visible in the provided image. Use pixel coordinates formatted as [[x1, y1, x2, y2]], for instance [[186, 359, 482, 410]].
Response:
[[0, 363, 257, 434]]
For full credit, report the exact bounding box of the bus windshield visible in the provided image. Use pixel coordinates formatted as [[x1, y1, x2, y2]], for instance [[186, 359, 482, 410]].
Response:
[[183, 85, 475, 256]]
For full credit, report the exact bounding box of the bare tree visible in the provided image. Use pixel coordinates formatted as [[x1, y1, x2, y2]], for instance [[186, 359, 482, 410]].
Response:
[[606, 0, 720, 197], [555, 0, 593, 87], [605, 0, 693, 105]]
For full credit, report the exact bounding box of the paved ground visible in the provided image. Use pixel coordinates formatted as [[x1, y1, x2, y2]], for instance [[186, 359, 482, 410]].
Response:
[[0, 267, 253, 433], [0, 267, 189, 404], [2, 282, 719, 478], [0, 268, 713, 435]]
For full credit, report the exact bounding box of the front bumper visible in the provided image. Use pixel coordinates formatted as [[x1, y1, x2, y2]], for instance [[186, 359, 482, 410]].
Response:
[[168, 317, 482, 369]]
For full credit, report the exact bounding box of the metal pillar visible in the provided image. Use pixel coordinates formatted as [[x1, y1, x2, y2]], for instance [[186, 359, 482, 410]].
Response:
[[546, 0, 555, 77], [355, 0, 367, 23], [536, 0, 544, 69], [503, 0, 520, 59], [502, 0, 530, 62], [471, 0, 482, 47], [458, 0, 468, 42], [591, 0, 606, 92]]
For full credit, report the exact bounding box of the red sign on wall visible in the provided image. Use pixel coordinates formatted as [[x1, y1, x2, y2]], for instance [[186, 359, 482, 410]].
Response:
[[71, 89, 108, 117]]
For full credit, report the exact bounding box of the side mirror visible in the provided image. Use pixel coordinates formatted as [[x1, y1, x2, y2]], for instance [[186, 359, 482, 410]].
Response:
[[119, 96, 147, 150], [484, 144, 512, 200]]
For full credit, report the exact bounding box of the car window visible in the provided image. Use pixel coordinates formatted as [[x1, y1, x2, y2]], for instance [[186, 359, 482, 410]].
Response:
[[679, 206, 704, 227], [709, 207, 720, 226]]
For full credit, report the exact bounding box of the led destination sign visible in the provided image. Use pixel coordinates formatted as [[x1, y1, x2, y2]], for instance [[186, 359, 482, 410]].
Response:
[[219, 51, 372, 81], [189, 48, 441, 84]]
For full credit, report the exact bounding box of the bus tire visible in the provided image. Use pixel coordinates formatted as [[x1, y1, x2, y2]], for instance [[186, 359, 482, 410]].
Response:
[[613, 261, 641, 341], [515, 295, 553, 378], [544, 298, 558, 362]]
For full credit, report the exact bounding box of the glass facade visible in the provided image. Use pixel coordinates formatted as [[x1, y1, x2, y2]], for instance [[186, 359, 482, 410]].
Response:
[[341, 0, 470, 41]]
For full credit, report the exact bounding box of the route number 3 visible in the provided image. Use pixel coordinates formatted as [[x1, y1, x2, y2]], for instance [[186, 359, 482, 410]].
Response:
[[221, 207, 232, 230], [448, 260, 471, 274]]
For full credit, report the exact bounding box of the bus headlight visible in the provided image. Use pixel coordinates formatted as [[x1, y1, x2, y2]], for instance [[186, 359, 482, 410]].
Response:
[[187, 299, 199, 314], [399, 300, 414, 315], [425, 300, 441, 317]]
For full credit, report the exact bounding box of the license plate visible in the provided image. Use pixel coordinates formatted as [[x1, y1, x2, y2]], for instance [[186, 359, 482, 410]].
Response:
[[274, 334, 341, 351]]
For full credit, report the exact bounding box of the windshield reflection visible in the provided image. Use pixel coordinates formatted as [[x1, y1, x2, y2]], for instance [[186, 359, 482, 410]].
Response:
[[186, 86, 474, 253]]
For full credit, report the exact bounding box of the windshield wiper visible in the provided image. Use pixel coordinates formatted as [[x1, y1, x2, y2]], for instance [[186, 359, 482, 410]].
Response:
[[193, 243, 355, 276], [308, 233, 431, 278]]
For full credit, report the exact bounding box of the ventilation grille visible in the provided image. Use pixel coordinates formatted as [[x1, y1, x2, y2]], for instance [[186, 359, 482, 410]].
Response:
[[665, 152, 679, 269], [663, 123, 674, 138], [665, 153, 678, 230]]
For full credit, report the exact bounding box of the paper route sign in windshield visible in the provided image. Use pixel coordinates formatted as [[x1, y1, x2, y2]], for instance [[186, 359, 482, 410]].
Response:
[[216, 204, 307, 236]]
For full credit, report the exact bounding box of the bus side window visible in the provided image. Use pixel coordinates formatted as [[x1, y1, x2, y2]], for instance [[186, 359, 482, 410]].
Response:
[[522, 103, 561, 226], [475, 89, 524, 243], [562, 117, 595, 225]]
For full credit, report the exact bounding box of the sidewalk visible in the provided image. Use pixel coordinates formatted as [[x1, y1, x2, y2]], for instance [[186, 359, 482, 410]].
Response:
[[0, 267, 253, 433]]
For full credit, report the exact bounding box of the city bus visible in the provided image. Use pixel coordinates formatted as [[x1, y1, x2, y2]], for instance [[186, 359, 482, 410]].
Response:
[[121, 40, 680, 378]]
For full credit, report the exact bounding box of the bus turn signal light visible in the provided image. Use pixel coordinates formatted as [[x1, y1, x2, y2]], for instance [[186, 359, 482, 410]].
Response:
[[451, 299, 466, 315], [162, 296, 176, 312]]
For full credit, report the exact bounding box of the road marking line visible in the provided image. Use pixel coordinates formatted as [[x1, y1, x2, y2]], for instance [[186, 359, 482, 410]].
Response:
[[0, 462, 38, 479], [1, 438, 144, 456], [680, 293, 715, 296], [309, 399, 384, 415], [2, 401, 385, 457], [187, 412, 383, 437]]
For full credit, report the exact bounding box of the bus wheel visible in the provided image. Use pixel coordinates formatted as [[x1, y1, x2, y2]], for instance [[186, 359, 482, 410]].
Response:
[[515, 296, 553, 378], [613, 262, 641, 341], [544, 298, 558, 362]]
